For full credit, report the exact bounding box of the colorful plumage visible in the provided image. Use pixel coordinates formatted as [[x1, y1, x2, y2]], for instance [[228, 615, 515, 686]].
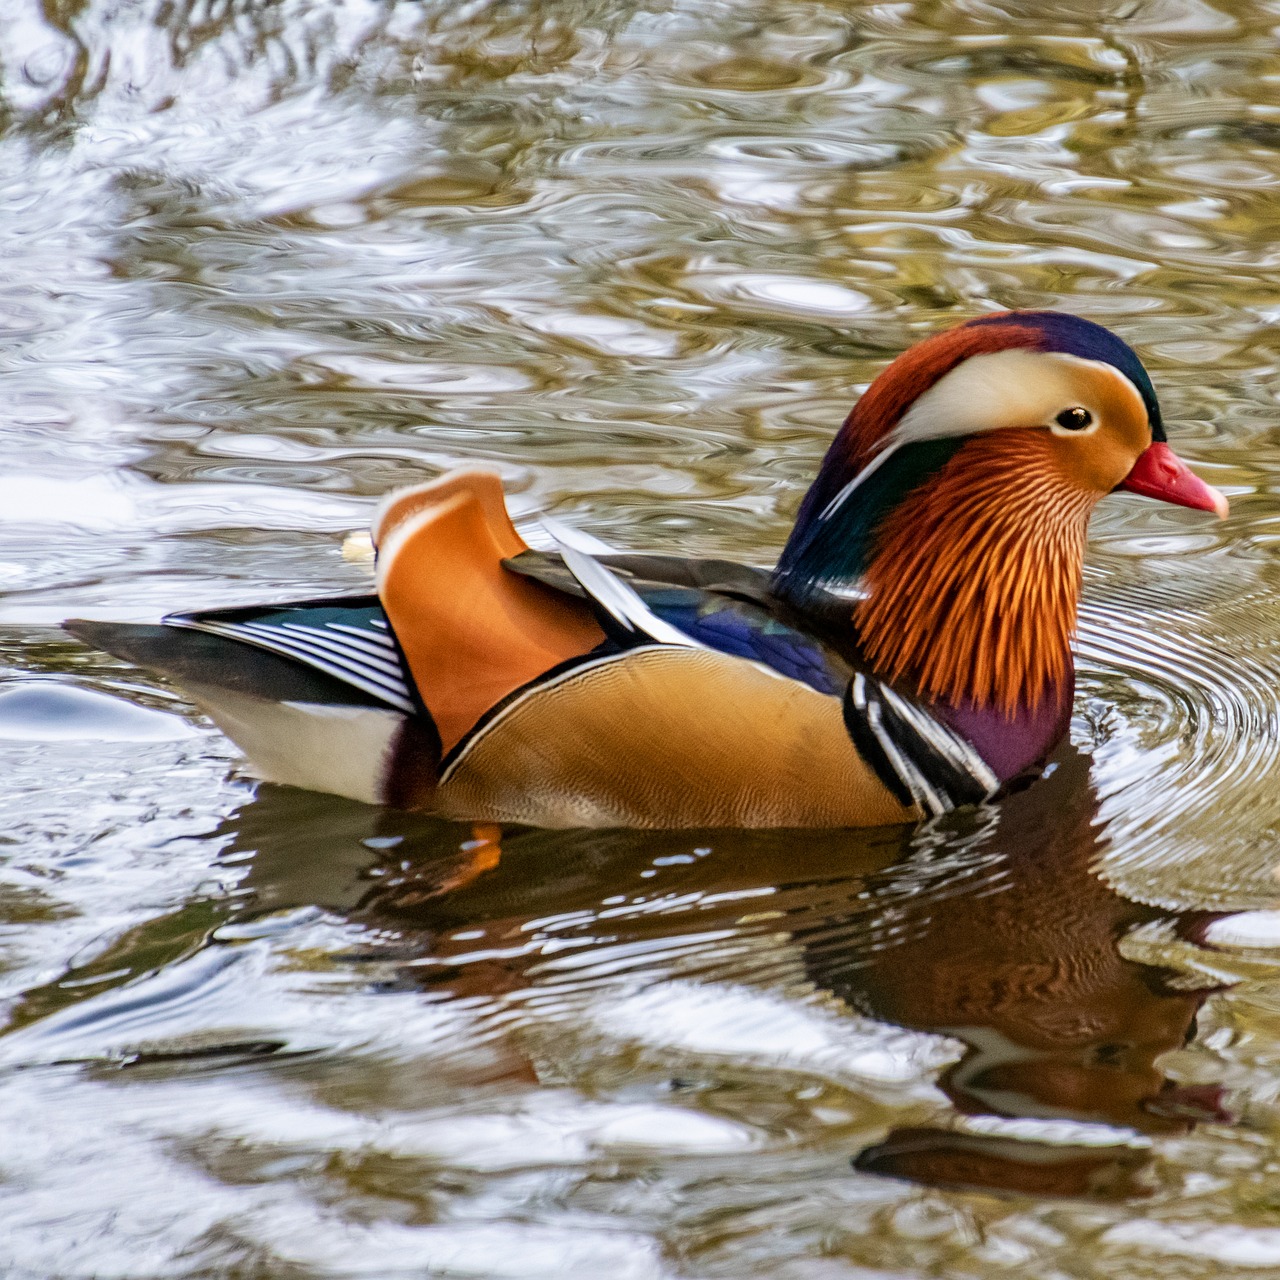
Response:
[[66, 311, 1228, 828]]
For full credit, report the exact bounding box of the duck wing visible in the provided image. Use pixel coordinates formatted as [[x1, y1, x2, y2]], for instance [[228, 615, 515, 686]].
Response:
[[160, 597, 417, 714], [506, 549, 849, 696], [64, 600, 433, 807], [64, 598, 412, 714], [508, 545, 998, 817]]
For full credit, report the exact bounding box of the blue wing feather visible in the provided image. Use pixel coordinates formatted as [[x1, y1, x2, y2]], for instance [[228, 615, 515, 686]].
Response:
[[633, 589, 849, 697]]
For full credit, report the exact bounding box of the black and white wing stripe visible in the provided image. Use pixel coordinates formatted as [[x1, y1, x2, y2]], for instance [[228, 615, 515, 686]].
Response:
[[844, 672, 999, 817], [165, 600, 416, 715]]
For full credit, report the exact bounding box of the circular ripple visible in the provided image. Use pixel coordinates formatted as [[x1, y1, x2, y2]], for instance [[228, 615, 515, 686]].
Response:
[[1076, 577, 1280, 911]]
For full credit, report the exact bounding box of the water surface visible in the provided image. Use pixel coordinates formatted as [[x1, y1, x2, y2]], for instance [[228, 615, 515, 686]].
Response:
[[4, 1, 1280, 1275]]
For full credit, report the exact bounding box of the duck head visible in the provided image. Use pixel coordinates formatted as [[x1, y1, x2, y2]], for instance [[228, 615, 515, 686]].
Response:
[[774, 311, 1227, 718]]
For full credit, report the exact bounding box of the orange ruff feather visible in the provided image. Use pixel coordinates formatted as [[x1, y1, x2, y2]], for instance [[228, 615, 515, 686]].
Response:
[[372, 469, 527, 555], [377, 482, 604, 752], [855, 430, 1093, 716]]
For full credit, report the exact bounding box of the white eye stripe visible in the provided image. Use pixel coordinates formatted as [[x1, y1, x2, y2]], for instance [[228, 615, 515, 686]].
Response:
[[889, 350, 1139, 450], [818, 350, 1145, 521]]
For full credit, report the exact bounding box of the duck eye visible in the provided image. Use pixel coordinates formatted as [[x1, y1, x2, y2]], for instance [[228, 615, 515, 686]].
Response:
[[1055, 406, 1093, 432]]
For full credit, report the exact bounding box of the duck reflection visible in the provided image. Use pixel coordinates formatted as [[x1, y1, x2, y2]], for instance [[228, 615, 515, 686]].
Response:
[[223, 745, 1231, 1201], [825, 747, 1231, 1198]]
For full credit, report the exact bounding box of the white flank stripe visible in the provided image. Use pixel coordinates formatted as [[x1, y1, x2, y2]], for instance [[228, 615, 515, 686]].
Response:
[[865, 697, 946, 815], [878, 684, 999, 793], [851, 671, 998, 816], [551, 540, 707, 650], [537, 514, 618, 555]]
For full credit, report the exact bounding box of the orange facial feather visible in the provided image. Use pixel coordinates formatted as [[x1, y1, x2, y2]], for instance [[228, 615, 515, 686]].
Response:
[[855, 429, 1095, 716]]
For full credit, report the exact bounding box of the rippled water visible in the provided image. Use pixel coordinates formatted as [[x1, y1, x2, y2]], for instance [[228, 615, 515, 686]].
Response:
[[6, 0, 1280, 1275]]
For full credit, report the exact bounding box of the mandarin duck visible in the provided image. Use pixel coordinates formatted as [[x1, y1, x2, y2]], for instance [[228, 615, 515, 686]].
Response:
[[66, 311, 1228, 828]]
